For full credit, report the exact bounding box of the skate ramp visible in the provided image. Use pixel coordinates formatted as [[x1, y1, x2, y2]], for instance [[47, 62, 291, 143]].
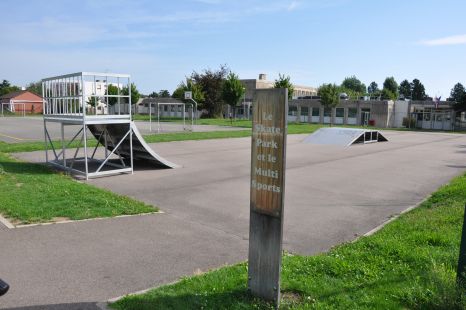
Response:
[[303, 127, 388, 146], [88, 122, 178, 168]]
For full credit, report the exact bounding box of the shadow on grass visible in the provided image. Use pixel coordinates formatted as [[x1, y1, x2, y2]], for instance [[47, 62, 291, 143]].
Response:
[[0, 161, 53, 175], [111, 289, 272, 310], [112, 277, 409, 310]]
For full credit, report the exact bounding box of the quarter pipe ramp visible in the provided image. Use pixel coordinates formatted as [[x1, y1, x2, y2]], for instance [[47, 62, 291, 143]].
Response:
[[88, 122, 178, 169]]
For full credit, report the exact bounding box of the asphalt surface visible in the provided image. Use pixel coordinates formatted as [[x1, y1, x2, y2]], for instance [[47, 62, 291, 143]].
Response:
[[2, 130, 466, 309], [0, 116, 243, 143]]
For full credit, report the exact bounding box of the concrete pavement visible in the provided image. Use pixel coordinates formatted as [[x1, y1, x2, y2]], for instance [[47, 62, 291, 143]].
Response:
[[2, 130, 466, 308]]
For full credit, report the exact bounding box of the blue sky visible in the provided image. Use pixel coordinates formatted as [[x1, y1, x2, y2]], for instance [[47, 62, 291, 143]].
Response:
[[1, 0, 465, 98]]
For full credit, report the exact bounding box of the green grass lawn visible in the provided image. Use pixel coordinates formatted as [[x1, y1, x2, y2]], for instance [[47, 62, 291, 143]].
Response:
[[0, 152, 157, 225], [111, 173, 466, 309]]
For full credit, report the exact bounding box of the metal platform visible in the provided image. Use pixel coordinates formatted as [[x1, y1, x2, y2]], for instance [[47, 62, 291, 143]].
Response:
[[303, 127, 388, 146], [41, 72, 177, 179]]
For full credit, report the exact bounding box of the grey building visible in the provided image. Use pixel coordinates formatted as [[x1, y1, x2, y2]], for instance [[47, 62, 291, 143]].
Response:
[[289, 98, 459, 130]]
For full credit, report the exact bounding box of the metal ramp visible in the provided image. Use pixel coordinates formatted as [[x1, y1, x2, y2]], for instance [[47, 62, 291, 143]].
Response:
[[88, 122, 178, 169], [303, 127, 388, 146]]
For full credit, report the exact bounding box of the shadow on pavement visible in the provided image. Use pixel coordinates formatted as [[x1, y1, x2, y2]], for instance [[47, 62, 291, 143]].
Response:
[[2, 302, 103, 310]]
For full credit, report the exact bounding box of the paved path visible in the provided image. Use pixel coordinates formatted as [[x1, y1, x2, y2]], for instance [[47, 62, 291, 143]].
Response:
[[0, 116, 243, 143], [2, 131, 466, 308]]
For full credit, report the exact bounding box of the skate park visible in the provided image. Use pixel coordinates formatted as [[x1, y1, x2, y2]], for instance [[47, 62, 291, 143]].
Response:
[[3, 126, 466, 308], [1, 72, 466, 309]]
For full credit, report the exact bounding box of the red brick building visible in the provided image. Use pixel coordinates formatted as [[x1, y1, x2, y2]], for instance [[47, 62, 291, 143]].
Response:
[[0, 90, 43, 114]]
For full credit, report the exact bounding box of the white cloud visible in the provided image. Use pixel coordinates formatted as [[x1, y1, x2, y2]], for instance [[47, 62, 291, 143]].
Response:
[[287, 1, 300, 11], [419, 34, 466, 46]]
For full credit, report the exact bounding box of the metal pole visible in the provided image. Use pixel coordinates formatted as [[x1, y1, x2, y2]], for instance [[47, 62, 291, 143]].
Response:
[[128, 78, 132, 119], [61, 123, 66, 168], [82, 74, 89, 179], [157, 103, 160, 133], [149, 102, 152, 132], [44, 119, 49, 164], [118, 77, 121, 115], [129, 122, 133, 174]]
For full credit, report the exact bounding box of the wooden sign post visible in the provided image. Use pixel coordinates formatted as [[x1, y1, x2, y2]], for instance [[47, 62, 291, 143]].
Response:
[[248, 88, 287, 306]]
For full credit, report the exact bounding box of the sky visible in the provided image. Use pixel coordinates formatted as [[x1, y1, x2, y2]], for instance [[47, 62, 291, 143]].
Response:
[[1, 0, 465, 98]]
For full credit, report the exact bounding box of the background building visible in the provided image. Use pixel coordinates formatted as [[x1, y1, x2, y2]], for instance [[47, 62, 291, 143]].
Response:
[[240, 73, 317, 102], [289, 98, 457, 130], [0, 90, 43, 115]]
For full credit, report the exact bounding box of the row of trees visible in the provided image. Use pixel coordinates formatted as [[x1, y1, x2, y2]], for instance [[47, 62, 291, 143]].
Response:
[[333, 76, 428, 101], [0, 80, 21, 96], [168, 65, 295, 118]]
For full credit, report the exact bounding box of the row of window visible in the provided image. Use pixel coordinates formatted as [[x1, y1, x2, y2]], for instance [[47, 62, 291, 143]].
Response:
[[289, 107, 359, 118]]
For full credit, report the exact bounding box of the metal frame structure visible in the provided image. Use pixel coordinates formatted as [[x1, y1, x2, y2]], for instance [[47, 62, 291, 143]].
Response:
[[148, 102, 193, 133], [42, 72, 133, 179]]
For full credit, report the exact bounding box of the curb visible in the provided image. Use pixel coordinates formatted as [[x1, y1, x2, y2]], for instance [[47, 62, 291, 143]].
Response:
[[2, 211, 163, 229], [0, 214, 15, 229]]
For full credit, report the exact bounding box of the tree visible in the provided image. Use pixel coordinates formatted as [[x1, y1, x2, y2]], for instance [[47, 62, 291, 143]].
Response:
[[398, 79, 412, 99], [381, 88, 397, 101], [191, 65, 229, 117], [222, 72, 245, 118], [122, 83, 140, 105], [107, 84, 119, 106], [318, 83, 339, 126], [411, 79, 426, 100], [450, 83, 466, 103], [172, 78, 205, 103], [158, 90, 170, 97], [382, 77, 398, 99], [341, 75, 366, 94], [274, 73, 294, 100], [26, 81, 42, 96], [0, 80, 20, 96], [367, 81, 379, 94], [148, 91, 159, 98], [450, 83, 466, 111], [86, 94, 98, 107]]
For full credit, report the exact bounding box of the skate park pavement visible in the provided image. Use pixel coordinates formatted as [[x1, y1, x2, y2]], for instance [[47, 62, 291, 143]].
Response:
[[2, 130, 466, 309]]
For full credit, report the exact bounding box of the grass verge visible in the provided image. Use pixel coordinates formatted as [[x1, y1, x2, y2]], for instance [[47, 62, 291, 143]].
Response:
[[111, 173, 466, 309], [0, 152, 157, 225]]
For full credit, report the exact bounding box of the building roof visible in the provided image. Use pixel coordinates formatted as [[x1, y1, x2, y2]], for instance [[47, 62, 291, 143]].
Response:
[[0, 90, 42, 100]]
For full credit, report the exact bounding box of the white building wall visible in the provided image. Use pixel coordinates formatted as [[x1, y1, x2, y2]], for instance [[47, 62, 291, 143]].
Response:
[[393, 100, 409, 128]]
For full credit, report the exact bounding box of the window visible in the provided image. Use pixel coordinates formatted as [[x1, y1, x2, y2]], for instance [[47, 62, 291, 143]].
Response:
[[336, 108, 344, 118], [348, 108, 357, 118], [301, 107, 309, 115], [164, 105, 168, 112], [288, 106, 297, 116], [324, 107, 331, 117], [312, 107, 320, 117]]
